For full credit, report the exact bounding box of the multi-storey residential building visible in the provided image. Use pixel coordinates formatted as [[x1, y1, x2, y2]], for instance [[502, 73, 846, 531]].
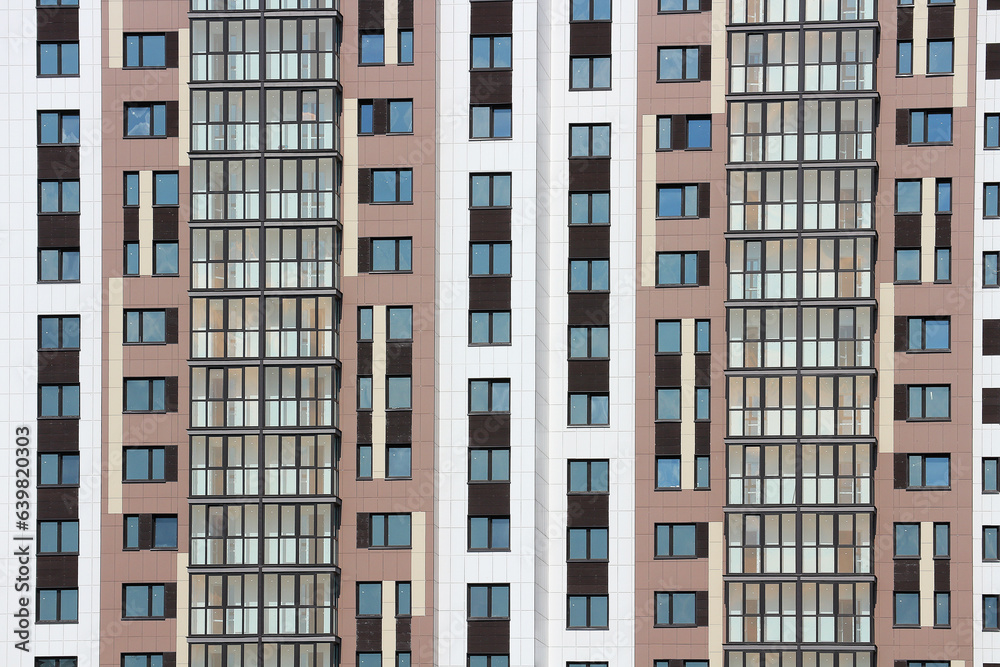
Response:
[[4, 0, 1000, 666]]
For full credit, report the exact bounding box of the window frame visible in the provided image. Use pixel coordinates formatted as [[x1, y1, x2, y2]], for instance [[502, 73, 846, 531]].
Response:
[[124, 309, 167, 345], [654, 591, 698, 627], [38, 383, 80, 418], [39, 315, 80, 350], [470, 241, 512, 277], [371, 169, 413, 204], [470, 104, 513, 139], [469, 448, 511, 483], [927, 39, 954, 74], [907, 385, 951, 421], [906, 316, 950, 352], [894, 591, 920, 627], [657, 46, 701, 82], [37, 41, 79, 77], [470, 173, 512, 208], [359, 30, 385, 65], [987, 114, 1000, 149], [123, 33, 167, 69], [122, 583, 166, 619], [568, 325, 610, 359], [569, 191, 611, 224], [569, 123, 611, 158], [567, 526, 609, 561], [570, 0, 612, 21], [986, 457, 999, 493], [398, 29, 414, 64], [38, 110, 80, 145], [371, 237, 413, 272], [987, 594, 1000, 631], [387, 99, 414, 134], [897, 40, 913, 76], [370, 513, 412, 548], [468, 516, 511, 551], [568, 258, 610, 292], [470, 35, 512, 70], [656, 251, 700, 287], [568, 459, 609, 494], [468, 584, 510, 619], [124, 102, 168, 138], [570, 55, 612, 90], [656, 184, 700, 218], [123, 377, 167, 413], [568, 392, 610, 426], [469, 311, 512, 346], [38, 519, 79, 554], [894, 522, 920, 558], [658, 0, 702, 11], [894, 248, 921, 284], [469, 379, 511, 414], [122, 446, 167, 482], [385, 375, 412, 411], [909, 109, 953, 145], [654, 523, 698, 559], [567, 594, 609, 629], [38, 179, 80, 214], [655, 456, 681, 490], [36, 588, 78, 623], [38, 452, 80, 486], [987, 251, 1000, 288]]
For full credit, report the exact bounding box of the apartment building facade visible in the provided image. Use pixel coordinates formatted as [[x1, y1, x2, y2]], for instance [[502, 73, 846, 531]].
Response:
[[4, 0, 1000, 666]]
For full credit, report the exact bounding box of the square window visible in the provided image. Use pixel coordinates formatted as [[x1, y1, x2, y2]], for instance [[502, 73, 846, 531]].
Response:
[[470, 173, 512, 207], [37, 589, 78, 622], [569, 393, 609, 425], [569, 259, 609, 291], [656, 252, 700, 286], [469, 449, 510, 482], [896, 180, 922, 213], [471, 36, 512, 70], [154, 242, 178, 275], [372, 170, 413, 203], [567, 595, 608, 628], [39, 452, 79, 486], [655, 524, 697, 558], [39, 180, 80, 213], [568, 527, 609, 560], [571, 0, 612, 20], [153, 172, 178, 206], [388, 100, 413, 133], [894, 523, 920, 557], [372, 238, 413, 271], [895, 249, 920, 282], [658, 47, 700, 81], [125, 378, 166, 412], [656, 320, 681, 354], [469, 379, 510, 413], [928, 40, 953, 74], [123, 584, 165, 618], [358, 582, 382, 616], [656, 456, 680, 489], [657, 184, 699, 217], [387, 445, 411, 478], [571, 56, 611, 90], [907, 317, 950, 351], [388, 307, 413, 340], [39, 520, 78, 553], [470, 311, 511, 345], [895, 592, 920, 626], [123, 446, 167, 482], [386, 376, 412, 410], [569, 124, 611, 157], [471, 242, 512, 276], [125, 103, 167, 137], [569, 191, 610, 224], [910, 109, 953, 144], [152, 516, 178, 549], [686, 117, 711, 148], [39, 316, 80, 350], [655, 592, 697, 626], [907, 385, 950, 420], [568, 460, 609, 493], [471, 105, 512, 139], [39, 111, 80, 145], [39, 384, 80, 417], [360, 32, 385, 64], [569, 325, 609, 358], [468, 516, 510, 550], [38, 42, 79, 76], [908, 453, 950, 488], [125, 310, 166, 344], [124, 34, 166, 68], [656, 388, 681, 420]]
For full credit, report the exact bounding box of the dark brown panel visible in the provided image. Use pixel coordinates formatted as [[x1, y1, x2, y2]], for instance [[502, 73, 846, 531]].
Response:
[[373, 98, 388, 135], [123, 209, 139, 241], [358, 0, 384, 29], [895, 661, 908, 667], [695, 523, 709, 558], [989, 44, 1000, 80], [897, 7, 913, 40], [386, 411, 412, 443], [165, 101, 179, 138], [568, 226, 610, 259], [654, 422, 681, 456], [694, 423, 710, 454], [568, 158, 611, 190], [695, 590, 709, 626], [165, 308, 178, 344], [164, 583, 177, 618], [990, 0, 1000, 9], [164, 32, 179, 68], [398, 0, 414, 28], [470, 212, 512, 241], [37, 350, 79, 384], [697, 250, 710, 286], [37, 488, 77, 519], [936, 215, 951, 247], [567, 494, 609, 527], [162, 655, 177, 667], [985, 320, 1000, 356], [38, 419, 78, 451], [894, 453, 908, 489], [468, 482, 510, 515], [358, 341, 373, 375], [470, 70, 513, 104], [467, 620, 509, 655], [566, 562, 608, 595], [469, 276, 511, 310], [386, 342, 412, 375], [36, 7, 78, 40], [356, 617, 382, 652], [894, 560, 920, 590], [694, 355, 711, 385], [655, 355, 682, 385], [36, 555, 77, 587], [935, 559, 950, 591], [138, 513, 153, 550], [895, 316, 908, 352], [153, 207, 179, 240], [569, 23, 611, 56], [163, 445, 178, 482], [567, 360, 609, 393], [165, 376, 178, 413], [470, 1, 512, 34], [895, 215, 922, 247], [984, 388, 1000, 425], [896, 108, 910, 145], [358, 170, 373, 205], [671, 114, 687, 149], [37, 215, 80, 248], [697, 45, 711, 81], [894, 384, 908, 421], [357, 513, 371, 548], [396, 617, 411, 650], [37, 146, 80, 179], [927, 6, 954, 39], [567, 293, 609, 326], [357, 412, 373, 444], [358, 238, 373, 273], [469, 413, 510, 446]]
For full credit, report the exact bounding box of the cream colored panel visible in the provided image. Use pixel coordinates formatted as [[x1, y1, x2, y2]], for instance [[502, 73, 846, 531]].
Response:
[[175, 554, 190, 667], [382, 584, 396, 667], [108, 277, 125, 514], [681, 319, 696, 490], [109, 0, 123, 69], [953, 0, 969, 108], [343, 98, 359, 277], [921, 177, 936, 283], [641, 115, 656, 286], [878, 283, 895, 453], [411, 511, 426, 615], [139, 170, 153, 276], [711, 0, 726, 114], [372, 305, 387, 479], [920, 521, 935, 626], [708, 521, 724, 667], [178, 29, 191, 166], [384, 0, 398, 65], [914, 0, 928, 77]]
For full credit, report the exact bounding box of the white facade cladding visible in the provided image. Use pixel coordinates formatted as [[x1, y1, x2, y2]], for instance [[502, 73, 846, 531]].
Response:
[[0, 0, 101, 664]]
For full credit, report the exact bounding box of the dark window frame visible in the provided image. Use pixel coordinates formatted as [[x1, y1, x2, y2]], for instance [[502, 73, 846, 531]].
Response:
[[469, 311, 512, 346], [124, 33, 167, 69], [124, 102, 168, 138]]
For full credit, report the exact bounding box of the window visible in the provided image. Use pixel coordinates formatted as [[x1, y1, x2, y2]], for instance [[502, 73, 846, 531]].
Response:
[[568, 460, 609, 493], [373, 169, 413, 203], [657, 184, 699, 217], [687, 117, 712, 148], [895, 592, 920, 626], [153, 172, 178, 206], [358, 444, 373, 478], [359, 101, 374, 134], [386, 444, 411, 478], [656, 388, 680, 421], [567, 527, 608, 560], [657, 116, 672, 149], [358, 582, 382, 616], [39, 384, 79, 417], [39, 316, 80, 350], [696, 320, 710, 352], [125, 103, 167, 137], [988, 183, 1000, 218], [659, 0, 701, 10], [907, 454, 950, 488], [569, 192, 610, 224], [571, 56, 611, 90], [358, 654, 381, 667], [658, 47, 700, 81], [153, 516, 178, 549], [894, 523, 920, 557], [928, 40, 953, 74], [469, 516, 510, 550], [470, 173, 512, 207], [38, 42, 79, 76], [123, 584, 165, 618], [121, 656, 165, 667], [988, 114, 1000, 148], [399, 30, 413, 64], [897, 41, 913, 75], [695, 455, 710, 488], [569, 325, 609, 358], [986, 458, 999, 493], [936, 179, 952, 213], [39, 520, 78, 553], [124, 173, 139, 206], [154, 242, 178, 275], [936, 247, 951, 282], [470, 311, 511, 345], [360, 31, 384, 64], [39, 180, 80, 213], [39, 111, 80, 144], [935, 523, 950, 558], [471, 104, 512, 139], [656, 457, 680, 489], [655, 524, 697, 558], [656, 320, 681, 353], [469, 379, 510, 413], [568, 595, 608, 628], [125, 378, 166, 412], [397, 582, 411, 616], [469, 448, 510, 482], [936, 592, 950, 627], [910, 109, 952, 144], [656, 252, 700, 286], [123, 446, 166, 482], [124, 516, 140, 549], [387, 307, 412, 341], [570, 124, 611, 157], [695, 388, 710, 420], [372, 238, 412, 272], [359, 307, 374, 341], [907, 385, 950, 420], [896, 180, 922, 213], [124, 34, 166, 68], [387, 376, 412, 410], [907, 317, 950, 351], [125, 310, 166, 344], [471, 242, 512, 276], [469, 585, 509, 619], [371, 514, 412, 547], [988, 595, 1000, 630], [572, 0, 611, 20], [655, 592, 697, 626], [37, 589, 77, 622], [986, 527, 999, 561], [569, 393, 609, 425], [37, 660, 78, 667], [468, 658, 508, 667], [569, 259, 610, 291], [39, 452, 79, 486], [388, 100, 413, 133], [471, 36, 512, 69], [988, 252, 1000, 287], [895, 249, 920, 282]]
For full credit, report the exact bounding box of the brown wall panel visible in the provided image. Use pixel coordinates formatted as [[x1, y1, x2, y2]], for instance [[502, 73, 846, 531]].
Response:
[[469, 71, 513, 104], [569, 23, 611, 56], [38, 349, 79, 384], [467, 620, 509, 654], [566, 562, 608, 594], [655, 355, 682, 385], [470, 1, 512, 34], [36, 7, 78, 40], [356, 617, 382, 652], [38, 215, 81, 248], [38, 146, 80, 179], [567, 495, 609, 527], [985, 320, 1000, 355], [36, 555, 78, 587], [927, 6, 954, 38], [568, 226, 610, 259], [469, 276, 511, 310], [567, 359, 610, 393], [38, 488, 77, 519], [385, 342, 412, 375], [469, 413, 510, 446], [567, 294, 609, 326], [568, 158, 611, 190], [386, 411, 412, 443], [37, 419, 78, 451], [468, 482, 510, 515]]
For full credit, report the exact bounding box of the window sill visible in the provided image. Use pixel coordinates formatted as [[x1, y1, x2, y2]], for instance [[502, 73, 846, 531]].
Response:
[[905, 348, 950, 354], [123, 135, 168, 140], [470, 67, 513, 73], [367, 545, 412, 550], [468, 548, 511, 553], [121, 617, 167, 622], [470, 136, 514, 141], [657, 79, 703, 84], [568, 155, 611, 160], [654, 555, 701, 560], [904, 418, 950, 423], [656, 215, 700, 220], [368, 201, 413, 206], [925, 72, 954, 77], [892, 624, 921, 629], [905, 486, 951, 491], [655, 284, 701, 288], [570, 87, 613, 92], [568, 423, 610, 428], [655, 487, 683, 492], [469, 206, 513, 211], [569, 18, 612, 23], [567, 356, 611, 361], [567, 626, 609, 631], [123, 66, 169, 71], [359, 62, 386, 67], [35, 620, 79, 625], [37, 415, 81, 420], [36, 483, 80, 489], [906, 142, 953, 147], [469, 342, 513, 347], [122, 479, 167, 484], [897, 73, 914, 78], [568, 223, 612, 227], [123, 342, 167, 346]]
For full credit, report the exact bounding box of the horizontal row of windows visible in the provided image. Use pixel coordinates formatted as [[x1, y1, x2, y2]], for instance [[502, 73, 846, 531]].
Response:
[[189, 573, 335, 635]]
